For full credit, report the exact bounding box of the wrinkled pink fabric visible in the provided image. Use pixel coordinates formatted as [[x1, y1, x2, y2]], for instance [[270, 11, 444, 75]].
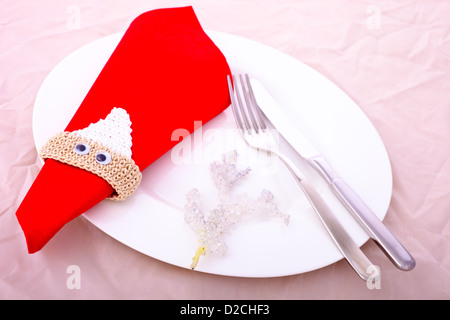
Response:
[[1, 0, 449, 299]]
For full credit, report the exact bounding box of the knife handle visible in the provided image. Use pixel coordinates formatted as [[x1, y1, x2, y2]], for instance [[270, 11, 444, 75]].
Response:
[[277, 154, 375, 281], [308, 156, 416, 271]]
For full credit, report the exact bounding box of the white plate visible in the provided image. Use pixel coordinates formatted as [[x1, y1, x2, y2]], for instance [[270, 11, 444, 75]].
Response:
[[33, 31, 392, 278]]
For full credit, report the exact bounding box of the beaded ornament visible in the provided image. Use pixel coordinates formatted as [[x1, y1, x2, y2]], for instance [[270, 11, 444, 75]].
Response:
[[185, 150, 289, 270]]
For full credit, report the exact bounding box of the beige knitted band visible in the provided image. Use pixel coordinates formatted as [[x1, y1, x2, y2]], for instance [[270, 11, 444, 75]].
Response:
[[40, 131, 142, 201]]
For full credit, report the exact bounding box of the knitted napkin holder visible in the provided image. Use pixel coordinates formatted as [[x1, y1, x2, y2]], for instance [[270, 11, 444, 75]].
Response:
[[40, 108, 142, 200]]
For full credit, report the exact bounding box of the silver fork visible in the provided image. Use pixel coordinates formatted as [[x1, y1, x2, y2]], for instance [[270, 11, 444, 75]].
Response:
[[227, 74, 376, 281]]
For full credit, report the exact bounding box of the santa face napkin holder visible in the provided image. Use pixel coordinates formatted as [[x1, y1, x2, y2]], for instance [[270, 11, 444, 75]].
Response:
[[40, 108, 141, 201], [16, 6, 232, 253]]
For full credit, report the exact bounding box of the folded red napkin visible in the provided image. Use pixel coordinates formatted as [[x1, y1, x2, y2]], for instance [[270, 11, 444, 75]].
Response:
[[16, 6, 231, 253]]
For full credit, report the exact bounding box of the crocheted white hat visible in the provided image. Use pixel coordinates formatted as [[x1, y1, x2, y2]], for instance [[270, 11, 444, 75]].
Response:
[[74, 108, 133, 159]]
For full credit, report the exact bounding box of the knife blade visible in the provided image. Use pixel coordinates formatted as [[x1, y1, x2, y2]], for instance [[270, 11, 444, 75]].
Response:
[[250, 78, 415, 271]]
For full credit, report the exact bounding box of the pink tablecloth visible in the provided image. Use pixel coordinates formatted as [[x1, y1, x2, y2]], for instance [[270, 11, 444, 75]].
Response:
[[1, 0, 449, 300]]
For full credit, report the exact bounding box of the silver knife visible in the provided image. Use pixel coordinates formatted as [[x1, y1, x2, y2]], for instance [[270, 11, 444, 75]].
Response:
[[250, 79, 415, 271]]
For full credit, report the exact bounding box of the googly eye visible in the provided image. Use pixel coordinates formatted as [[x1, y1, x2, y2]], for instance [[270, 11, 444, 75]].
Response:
[[74, 143, 90, 155], [95, 151, 111, 165]]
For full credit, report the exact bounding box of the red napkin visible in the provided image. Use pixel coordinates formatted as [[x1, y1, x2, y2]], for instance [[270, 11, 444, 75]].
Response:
[[16, 6, 231, 253]]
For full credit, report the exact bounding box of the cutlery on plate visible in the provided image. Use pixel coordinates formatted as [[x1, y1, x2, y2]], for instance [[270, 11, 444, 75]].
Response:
[[248, 76, 415, 271], [227, 74, 375, 281]]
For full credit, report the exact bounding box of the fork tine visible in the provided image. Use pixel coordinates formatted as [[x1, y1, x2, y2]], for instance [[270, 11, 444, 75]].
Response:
[[227, 75, 246, 134], [239, 74, 261, 133], [232, 75, 254, 133], [229, 73, 270, 137], [244, 74, 268, 131]]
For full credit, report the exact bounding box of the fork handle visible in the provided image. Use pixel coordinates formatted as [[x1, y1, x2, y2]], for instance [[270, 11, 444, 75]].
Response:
[[308, 156, 416, 271], [331, 177, 415, 270], [298, 179, 375, 280], [278, 154, 375, 281]]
